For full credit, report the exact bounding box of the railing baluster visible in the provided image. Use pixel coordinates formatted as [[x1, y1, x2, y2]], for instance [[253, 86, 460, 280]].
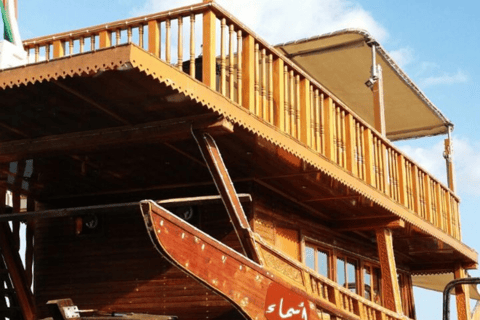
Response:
[[90, 34, 95, 50], [139, 24, 144, 48], [295, 75, 301, 140], [237, 30, 243, 105], [80, 37, 84, 53], [177, 18, 183, 70], [289, 70, 295, 136], [254, 43, 260, 116], [229, 24, 235, 100], [284, 66, 290, 134], [127, 26, 132, 43], [116, 29, 121, 46], [69, 39, 74, 55], [190, 15, 196, 78], [268, 54, 274, 123], [314, 89, 321, 153], [165, 19, 171, 64], [261, 48, 267, 119]]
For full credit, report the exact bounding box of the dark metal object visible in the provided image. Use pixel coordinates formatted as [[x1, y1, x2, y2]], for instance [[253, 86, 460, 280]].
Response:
[[443, 277, 480, 320]]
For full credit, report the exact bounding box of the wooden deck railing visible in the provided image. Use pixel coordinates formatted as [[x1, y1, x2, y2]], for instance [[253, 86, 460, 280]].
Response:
[[257, 240, 411, 320], [21, 2, 461, 241]]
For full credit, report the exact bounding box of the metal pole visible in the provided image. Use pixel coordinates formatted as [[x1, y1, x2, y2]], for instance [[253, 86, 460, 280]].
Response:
[[443, 278, 480, 320]]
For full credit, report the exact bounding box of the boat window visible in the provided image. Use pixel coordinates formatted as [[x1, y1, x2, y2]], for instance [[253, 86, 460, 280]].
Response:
[[337, 256, 358, 293], [364, 264, 382, 305], [304, 244, 330, 278]]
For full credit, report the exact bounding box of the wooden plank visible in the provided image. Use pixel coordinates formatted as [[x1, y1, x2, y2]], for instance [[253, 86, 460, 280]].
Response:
[[242, 35, 255, 112], [363, 129, 375, 186], [323, 97, 335, 160], [202, 8, 216, 89], [0, 115, 233, 162], [52, 39, 65, 58], [397, 154, 408, 206], [148, 20, 160, 57], [375, 229, 402, 314], [344, 114, 356, 175], [99, 30, 112, 48], [192, 132, 260, 263], [300, 79, 312, 147]]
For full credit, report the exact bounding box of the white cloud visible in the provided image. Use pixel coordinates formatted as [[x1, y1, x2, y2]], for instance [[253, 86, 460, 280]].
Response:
[[420, 70, 468, 88], [134, 0, 389, 44], [398, 137, 480, 197], [389, 47, 414, 68]]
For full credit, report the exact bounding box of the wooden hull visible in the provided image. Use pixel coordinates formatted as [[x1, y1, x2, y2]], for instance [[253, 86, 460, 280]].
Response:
[[142, 200, 366, 320]]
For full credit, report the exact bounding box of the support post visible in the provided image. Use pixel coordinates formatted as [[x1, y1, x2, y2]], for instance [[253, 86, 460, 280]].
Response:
[[444, 126, 456, 192], [273, 58, 285, 129], [148, 20, 160, 57], [202, 8, 216, 89], [454, 264, 471, 320], [99, 30, 111, 49], [193, 132, 260, 263], [242, 35, 255, 113], [376, 228, 402, 314], [373, 65, 386, 136], [300, 79, 312, 146]]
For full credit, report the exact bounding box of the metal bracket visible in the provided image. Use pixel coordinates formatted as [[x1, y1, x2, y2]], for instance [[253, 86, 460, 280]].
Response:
[[63, 306, 80, 319]]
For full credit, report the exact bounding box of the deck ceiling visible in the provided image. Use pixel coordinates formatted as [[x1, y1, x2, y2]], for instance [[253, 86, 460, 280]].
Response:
[[277, 30, 451, 141], [0, 44, 475, 275]]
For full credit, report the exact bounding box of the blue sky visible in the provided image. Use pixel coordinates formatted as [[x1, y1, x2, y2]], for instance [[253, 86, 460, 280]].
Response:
[[12, 0, 480, 319]]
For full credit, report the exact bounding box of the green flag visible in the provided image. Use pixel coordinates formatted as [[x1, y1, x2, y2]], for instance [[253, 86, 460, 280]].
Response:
[[1, 1, 14, 43]]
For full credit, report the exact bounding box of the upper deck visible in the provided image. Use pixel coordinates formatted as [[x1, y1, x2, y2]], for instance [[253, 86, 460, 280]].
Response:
[[0, 1, 476, 268]]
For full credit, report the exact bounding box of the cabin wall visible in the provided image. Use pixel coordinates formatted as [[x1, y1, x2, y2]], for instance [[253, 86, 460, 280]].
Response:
[[251, 188, 416, 318], [34, 202, 246, 320]]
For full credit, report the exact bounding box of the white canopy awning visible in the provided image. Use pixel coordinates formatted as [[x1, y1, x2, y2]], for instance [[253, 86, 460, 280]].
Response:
[[413, 273, 480, 300], [277, 30, 452, 141]]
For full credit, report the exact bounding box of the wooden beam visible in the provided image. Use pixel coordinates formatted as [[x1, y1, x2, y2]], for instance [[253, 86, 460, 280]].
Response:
[[0, 115, 233, 162], [376, 228, 403, 313], [454, 264, 471, 320], [193, 132, 260, 263], [53, 81, 131, 125], [334, 217, 405, 232], [0, 194, 253, 222]]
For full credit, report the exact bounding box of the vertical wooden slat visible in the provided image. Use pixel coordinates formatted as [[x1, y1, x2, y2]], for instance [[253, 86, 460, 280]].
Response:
[[299, 78, 312, 146], [177, 18, 183, 70], [220, 19, 226, 95], [295, 75, 301, 140], [53, 40, 65, 58], [242, 34, 255, 112], [340, 111, 346, 168], [99, 30, 111, 49], [189, 15, 196, 77], [345, 114, 356, 175], [165, 19, 171, 64], [80, 37, 84, 53], [323, 97, 335, 160], [139, 24, 144, 48], [116, 29, 121, 46], [202, 10, 216, 89], [127, 26, 132, 43], [411, 166, 420, 215], [261, 48, 267, 119], [424, 174, 432, 223], [237, 30, 243, 105], [284, 66, 290, 134], [289, 70, 295, 136], [445, 190, 452, 236], [314, 90, 322, 153], [397, 154, 408, 206], [273, 58, 285, 129], [268, 54, 274, 124], [435, 183, 443, 230], [229, 25, 235, 100], [148, 20, 160, 57], [363, 129, 375, 186], [254, 44, 260, 117]]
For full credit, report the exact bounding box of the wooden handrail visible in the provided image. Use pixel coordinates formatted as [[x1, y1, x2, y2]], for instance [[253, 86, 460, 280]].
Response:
[[19, 1, 461, 241]]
